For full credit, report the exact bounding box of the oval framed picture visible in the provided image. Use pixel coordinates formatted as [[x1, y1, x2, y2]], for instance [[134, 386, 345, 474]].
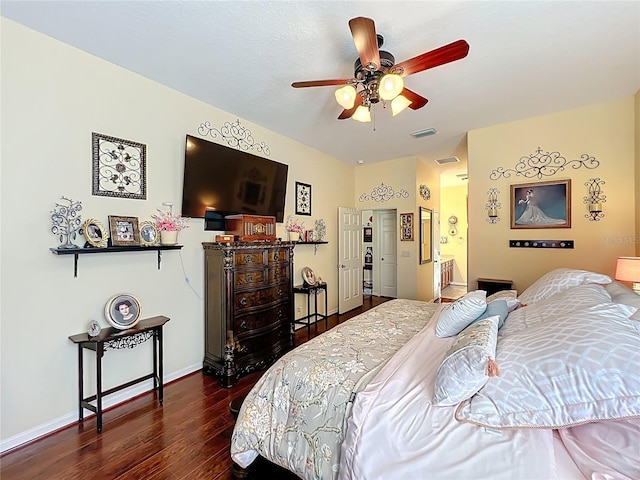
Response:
[[82, 219, 108, 248], [104, 294, 142, 330], [301, 266, 316, 286], [139, 221, 160, 246]]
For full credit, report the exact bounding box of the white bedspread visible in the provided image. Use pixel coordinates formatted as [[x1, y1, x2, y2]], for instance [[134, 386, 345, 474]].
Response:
[[339, 312, 573, 480]]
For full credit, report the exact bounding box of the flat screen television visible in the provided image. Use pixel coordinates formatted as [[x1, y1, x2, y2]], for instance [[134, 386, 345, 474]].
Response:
[[181, 135, 288, 229]]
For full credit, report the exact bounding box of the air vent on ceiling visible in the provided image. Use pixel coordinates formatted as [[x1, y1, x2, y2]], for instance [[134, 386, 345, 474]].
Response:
[[410, 128, 438, 139], [435, 156, 460, 165]]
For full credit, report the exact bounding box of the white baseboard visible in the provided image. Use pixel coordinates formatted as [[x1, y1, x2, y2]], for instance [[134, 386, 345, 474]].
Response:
[[0, 363, 202, 454]]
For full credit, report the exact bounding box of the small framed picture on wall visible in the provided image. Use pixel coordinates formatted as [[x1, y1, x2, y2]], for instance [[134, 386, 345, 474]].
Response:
[[295, 182, 312, 215], [400, 212, 414, 241]]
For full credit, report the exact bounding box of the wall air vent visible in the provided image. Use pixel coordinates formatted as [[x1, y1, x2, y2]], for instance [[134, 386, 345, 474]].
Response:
[[435, 156, 460, 165], [409, 128, 438, 139]]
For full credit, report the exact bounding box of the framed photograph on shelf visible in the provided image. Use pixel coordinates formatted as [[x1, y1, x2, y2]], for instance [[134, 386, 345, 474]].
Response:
[[400, 212, 414, 241], [295, 181, 312, 215], [92, 132, 147, 200], [104, 293, 142, 330], [108, 215, 140, 246], [510, 179, 571, 229], [139, 221, 160, 246], [81, 219, 108, 248]]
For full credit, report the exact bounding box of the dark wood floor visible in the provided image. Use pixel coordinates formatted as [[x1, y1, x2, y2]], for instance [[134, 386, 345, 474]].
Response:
[[0, 295, 390, 480]]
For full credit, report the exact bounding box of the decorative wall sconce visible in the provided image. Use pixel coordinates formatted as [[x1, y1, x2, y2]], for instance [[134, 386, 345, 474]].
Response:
[[485, 188, 501, 223], [583, 178, 605, 221], [419, 184, 431, 201]]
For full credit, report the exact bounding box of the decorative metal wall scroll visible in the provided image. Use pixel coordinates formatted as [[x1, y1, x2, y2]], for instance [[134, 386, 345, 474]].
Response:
[[509, 240, 574, 249], [359, 183, 409, 202], [419, 184, 431, 200], [490, 147, 599, 180], [583, 178, 606, 221], [295, 182, 312, 215], [92, 133, 146, 200], [400, 213, 414, 241], [51, 196, 83, 250], [486, 188, 501, 224], [198, 119, 271, 155]]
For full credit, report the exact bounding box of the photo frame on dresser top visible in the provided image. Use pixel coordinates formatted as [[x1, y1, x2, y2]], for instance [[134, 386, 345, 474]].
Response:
[[510, 179, 571, 229], [108, 215, 140, 246]]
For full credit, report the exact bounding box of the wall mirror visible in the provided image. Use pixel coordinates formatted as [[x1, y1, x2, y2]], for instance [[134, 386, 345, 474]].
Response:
[[419, 207, 433, 264]]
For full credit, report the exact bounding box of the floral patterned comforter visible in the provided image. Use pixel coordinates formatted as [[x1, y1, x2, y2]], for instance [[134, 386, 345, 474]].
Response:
[[230, 299, 441, 480]]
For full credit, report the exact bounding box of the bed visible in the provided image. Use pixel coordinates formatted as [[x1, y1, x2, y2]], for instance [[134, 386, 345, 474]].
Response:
[[231, 268, 640, 480]]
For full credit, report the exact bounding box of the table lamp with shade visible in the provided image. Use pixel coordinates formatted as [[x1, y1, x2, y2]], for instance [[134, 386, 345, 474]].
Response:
[[615, 257, 640, 294]]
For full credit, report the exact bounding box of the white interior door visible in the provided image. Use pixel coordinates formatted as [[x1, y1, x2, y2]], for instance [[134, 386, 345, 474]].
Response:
[[338, 207, 363, 313], [377, 210, 397, 298], [432, 210, 442, 301]]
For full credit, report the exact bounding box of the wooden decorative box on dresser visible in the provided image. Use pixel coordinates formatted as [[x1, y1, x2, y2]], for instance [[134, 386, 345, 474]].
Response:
[[202, 241, 295, 388]]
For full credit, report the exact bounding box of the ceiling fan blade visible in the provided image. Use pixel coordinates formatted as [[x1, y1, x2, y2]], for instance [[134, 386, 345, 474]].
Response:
[[401, 88, 429, 110], [349, 17, 381, 71], [338, 93, 364, 120], [394, 39, 470, 77], [292, 79, 351, 88]]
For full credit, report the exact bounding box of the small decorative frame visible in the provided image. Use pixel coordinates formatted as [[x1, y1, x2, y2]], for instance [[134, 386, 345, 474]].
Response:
[[108, 216, 140, 246], [363, 226, 373, 242], [104, 293, 142, 330], [301, 266, 316, 286], [295, 182, 312, 215], [81, 219, 108, 248], [400, 213, 414, 241], [139, 221, 160, 246], [92, 132, 147, 200], [419, 184, 431, 200], [510, 179, 571, 229]]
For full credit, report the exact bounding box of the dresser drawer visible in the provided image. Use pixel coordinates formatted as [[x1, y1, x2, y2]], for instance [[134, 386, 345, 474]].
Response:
[[235, 303, 289, 335], [235, 284, 288, 313], [268, 248, 289, 264], [267, 264, 289, 284], [235, 322, 291, 368], [234, 251, 266, 267], [235, 269, 266, 289]]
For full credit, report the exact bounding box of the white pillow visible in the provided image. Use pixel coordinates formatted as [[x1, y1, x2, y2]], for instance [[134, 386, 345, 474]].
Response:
[[455, 302, 640, 429], [518, 268, 611, 305], [605, 281, 640, 309], [435, 290, 487, 337], [486, 289, 521, 312], [433, 315, 499, 406]]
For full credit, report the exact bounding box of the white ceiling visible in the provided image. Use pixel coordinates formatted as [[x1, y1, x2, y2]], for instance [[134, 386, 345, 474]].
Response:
[[2, 1, 639, 185]]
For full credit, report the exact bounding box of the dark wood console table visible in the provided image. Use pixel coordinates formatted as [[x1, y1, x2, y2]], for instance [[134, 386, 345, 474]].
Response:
[[68, 316, 169, 433], [293, 283, 328, 335]]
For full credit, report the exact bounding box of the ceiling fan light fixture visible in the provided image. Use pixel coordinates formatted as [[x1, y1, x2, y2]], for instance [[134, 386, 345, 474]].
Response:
[[334, 85, 357, 109], [391, 95, 412, 116], [379, 74, 404, 100], [352, 105, 372, 123]]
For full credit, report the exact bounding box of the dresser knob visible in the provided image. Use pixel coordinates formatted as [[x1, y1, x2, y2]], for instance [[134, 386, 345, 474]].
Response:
[[277, 289, 283, 296], [240, 297, 247, 306], [246, 275, 253, 282], [240, 320, 247, 329], [274, 253, 279, 261], [245, 255, 252, 263]]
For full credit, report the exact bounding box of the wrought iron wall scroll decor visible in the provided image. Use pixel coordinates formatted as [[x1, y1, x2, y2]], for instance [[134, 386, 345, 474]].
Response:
[[419, 184, 431, 200], [359, 183, 409, 202], [490, 147, 599, 180], [485, 188, 501, 223], [92, 133, 147, 200], [198, 119, 271, 155], [583, 178, 606, 221]]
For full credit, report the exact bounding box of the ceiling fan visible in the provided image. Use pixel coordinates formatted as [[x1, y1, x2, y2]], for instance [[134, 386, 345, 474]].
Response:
[[292, 17, 469, 122]]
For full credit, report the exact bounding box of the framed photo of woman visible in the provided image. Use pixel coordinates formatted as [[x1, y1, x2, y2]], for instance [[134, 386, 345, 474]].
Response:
[[81, 219, 108, 248], [104, 293, 142, 329], [510, 180, 571, 229]]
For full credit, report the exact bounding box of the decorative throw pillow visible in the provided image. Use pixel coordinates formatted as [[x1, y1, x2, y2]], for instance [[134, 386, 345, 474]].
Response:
[[455, 302, 640, 429], [435, 290, 487, 337], [433, 315, 500, 406], [486, 289, 520, 312], [605, 281, 640, 309], [472, 299, 508, 330], [518, 268, 611, 305]]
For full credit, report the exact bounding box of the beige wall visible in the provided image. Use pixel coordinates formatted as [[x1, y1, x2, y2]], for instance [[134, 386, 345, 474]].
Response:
[[468, 97, 636, 292], [0, 19, 354, 447], [635, 89, 640, 256], [440, 185, 468, 285]]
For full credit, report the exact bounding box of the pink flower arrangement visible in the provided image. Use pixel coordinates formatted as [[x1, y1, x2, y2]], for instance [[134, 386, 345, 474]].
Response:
[[285, 216, 305, 233], [151, 209, 190, 231]]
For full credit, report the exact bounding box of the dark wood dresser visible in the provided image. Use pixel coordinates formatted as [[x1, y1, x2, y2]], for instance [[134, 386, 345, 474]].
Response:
[[202, 241, 295, 387]]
